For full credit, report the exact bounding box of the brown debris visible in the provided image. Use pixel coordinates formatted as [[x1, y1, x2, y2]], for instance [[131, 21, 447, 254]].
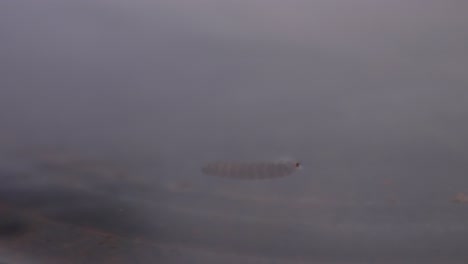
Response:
[[452, 192, 468, 204]]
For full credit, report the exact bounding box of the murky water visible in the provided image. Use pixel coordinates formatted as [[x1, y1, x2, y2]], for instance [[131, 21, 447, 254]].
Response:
[[1, 0, 468, 263]]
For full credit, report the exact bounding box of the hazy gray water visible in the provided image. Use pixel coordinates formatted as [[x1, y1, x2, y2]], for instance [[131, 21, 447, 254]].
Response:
[[1, 0, 468, 263]]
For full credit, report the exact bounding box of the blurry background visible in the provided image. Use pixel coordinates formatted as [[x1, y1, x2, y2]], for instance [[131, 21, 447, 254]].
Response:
[[0, 0, 468, 263]]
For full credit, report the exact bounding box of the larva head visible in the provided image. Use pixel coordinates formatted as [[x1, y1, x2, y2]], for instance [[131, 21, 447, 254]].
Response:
[[290, 161, 302, 171]]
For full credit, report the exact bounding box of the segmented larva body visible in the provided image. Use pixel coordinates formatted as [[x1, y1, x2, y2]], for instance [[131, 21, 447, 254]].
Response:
[[201, 161, 301, 179]]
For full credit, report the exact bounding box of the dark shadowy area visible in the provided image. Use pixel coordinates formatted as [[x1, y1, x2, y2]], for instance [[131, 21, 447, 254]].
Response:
[[0, 214, 28, 239]]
